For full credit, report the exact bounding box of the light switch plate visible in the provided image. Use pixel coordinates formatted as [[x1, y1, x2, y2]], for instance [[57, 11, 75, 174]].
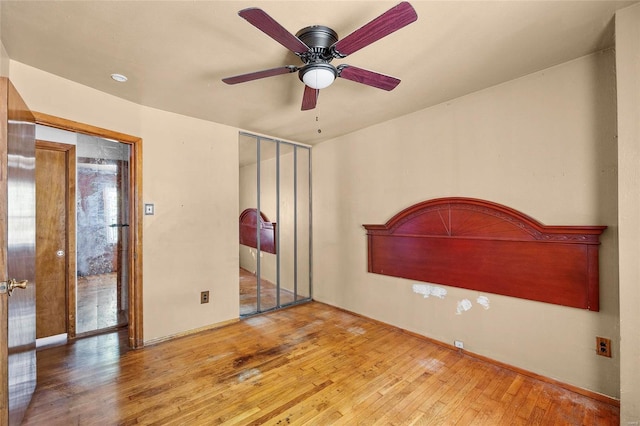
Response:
[[145, 203, 154, 215]]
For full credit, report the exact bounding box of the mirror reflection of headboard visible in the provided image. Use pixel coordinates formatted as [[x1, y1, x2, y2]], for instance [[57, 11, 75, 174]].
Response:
[[239, 208, 277, 254]]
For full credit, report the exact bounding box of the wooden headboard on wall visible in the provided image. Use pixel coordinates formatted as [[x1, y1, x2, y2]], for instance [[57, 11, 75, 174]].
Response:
[[239, 208, 277, 254], [363, 197, 607, 311]]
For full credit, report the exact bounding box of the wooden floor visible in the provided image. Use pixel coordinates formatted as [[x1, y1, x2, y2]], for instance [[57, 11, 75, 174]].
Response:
[[240, 268, 296, 316], [23, 302, 618, 425]]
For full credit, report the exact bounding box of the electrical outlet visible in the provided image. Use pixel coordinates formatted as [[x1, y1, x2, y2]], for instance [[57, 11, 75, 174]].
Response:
[[596, 337, 611, 357], [200, 291, 209, 304], [454, 340, 464, 349]]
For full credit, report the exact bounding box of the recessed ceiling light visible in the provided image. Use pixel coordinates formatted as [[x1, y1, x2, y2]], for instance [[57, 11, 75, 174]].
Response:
[[110, 73, 128, 83]]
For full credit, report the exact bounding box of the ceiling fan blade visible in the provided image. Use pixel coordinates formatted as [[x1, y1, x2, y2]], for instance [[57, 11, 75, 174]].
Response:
[[238, 8, 309, 55], [301, 85, 318, 111], [222, 66, 297, 85], [331, 2, 417, 57], [338, 65, 401, 91]]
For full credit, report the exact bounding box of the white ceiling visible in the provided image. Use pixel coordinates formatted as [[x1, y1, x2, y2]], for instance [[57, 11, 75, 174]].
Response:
[[1, 1, 636, 145]]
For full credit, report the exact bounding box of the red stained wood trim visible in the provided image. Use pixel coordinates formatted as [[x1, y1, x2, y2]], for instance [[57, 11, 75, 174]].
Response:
[[239, 208, 277, 254], [363, 197, 606, 311]]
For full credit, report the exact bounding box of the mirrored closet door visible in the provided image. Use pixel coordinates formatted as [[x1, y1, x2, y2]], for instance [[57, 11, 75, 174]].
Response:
[[238, 133, 311, 316]]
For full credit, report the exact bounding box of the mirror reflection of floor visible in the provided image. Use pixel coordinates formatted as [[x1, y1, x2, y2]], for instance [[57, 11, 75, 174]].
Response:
[[239, 268, 295, 316], [77, 273, 127, 334]]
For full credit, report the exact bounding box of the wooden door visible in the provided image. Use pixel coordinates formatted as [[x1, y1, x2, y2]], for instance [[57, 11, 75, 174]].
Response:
[[0, 79, 37, 425], [35, 143, 70, 339]]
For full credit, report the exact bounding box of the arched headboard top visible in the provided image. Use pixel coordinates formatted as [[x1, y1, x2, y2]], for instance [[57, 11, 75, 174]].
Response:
[[364, 197, 606, 243], [363, 197, 607, 311], [239, 208, 276, 254], [239, 208, 272, 228]]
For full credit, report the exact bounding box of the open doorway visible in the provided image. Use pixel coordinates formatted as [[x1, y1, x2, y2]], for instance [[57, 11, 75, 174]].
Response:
[[238, 132, 312, 316], [34, 113, 143, 348]]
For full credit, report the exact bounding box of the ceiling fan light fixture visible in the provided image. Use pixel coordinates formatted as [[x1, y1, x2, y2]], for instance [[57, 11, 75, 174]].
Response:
[[300, 64, 337, 90]]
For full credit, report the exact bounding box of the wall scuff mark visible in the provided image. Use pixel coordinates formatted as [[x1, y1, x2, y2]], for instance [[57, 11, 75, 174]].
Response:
[[412, 283, 447, 299], [477, 295, 490, 310], [456, 299, 473, 314]]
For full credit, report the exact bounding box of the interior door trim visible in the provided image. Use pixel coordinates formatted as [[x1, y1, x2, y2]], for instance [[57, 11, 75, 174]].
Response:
[[32, 111, 144, 349], [35, 140, 76, 339]]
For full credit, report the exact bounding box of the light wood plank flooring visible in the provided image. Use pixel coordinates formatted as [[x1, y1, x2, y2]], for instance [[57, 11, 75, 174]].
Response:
[[23, 302, 618, 425]]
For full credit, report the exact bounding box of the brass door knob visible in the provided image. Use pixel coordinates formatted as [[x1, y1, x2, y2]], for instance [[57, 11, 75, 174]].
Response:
[[7, 279, 28, 296]]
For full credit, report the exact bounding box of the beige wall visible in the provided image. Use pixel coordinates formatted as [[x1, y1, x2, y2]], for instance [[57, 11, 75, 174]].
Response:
[[313, 50, 620, 397], [0, 5, 8, 77], [9, 60, 240, 342], [0, 43, 8, 77], [616, 3, 640, 423]]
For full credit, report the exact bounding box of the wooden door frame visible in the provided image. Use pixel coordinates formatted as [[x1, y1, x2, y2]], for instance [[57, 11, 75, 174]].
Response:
[[33, 112, 144, 349], [35, 140, 76, 338]]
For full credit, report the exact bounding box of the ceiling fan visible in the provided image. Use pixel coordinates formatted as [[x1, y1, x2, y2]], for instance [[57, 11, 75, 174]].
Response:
[[222, 2, 418, 111]]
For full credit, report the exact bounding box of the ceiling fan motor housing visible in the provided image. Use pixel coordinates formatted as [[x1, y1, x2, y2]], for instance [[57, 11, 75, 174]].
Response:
[[296, 25, 338, 62]]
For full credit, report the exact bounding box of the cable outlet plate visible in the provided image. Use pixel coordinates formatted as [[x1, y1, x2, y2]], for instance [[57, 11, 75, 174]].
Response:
[[454, 340, 464, 349]]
